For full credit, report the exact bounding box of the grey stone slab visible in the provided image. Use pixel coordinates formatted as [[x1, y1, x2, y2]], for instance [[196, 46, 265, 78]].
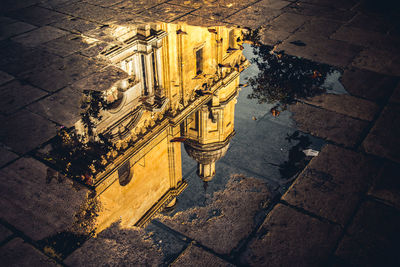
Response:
[[71, 65, 128, 93], [0, 157, 89, 241], [341, 67, 399, 104], [64, 222, 163, 266], [39, 34, 92, 57], [290, 102, 369, 147], [0, 146, 19, 168], [11, 26, 68, 48], [143, 3, 194, 23], [224, 6, 282, 28], [0, 71, 14, 85], [352, 48, 400, 76], [7, 6, 67, 27], [240, 204, 342, 266], [298, 0, 359, 10], [0, 110, 57, 154], [0, 80, 47, 115], [267, 12, 310, 33], [50, 16, 100, 34], [260, 28, 291, 46], [55, 2, 122, 24], [27, 87, 82, 127], [21, 54, 103, 92], [362, 104, 400, 163], [0, 238, 59, 266], [297, 18, 342, 38], [0, 224, 13, 243], [171, 244, 233, 266], [368, 161, 400, 210], [0, 0, 45, 14], [158, 175, 270, 255], [303, 94, 379, 121], [335, 200, 400, 266], [283, 2, 356, 22], [278, 33, 362, 67], [0, 21, 37, 40], [282, 144, 380, 225], [346, 13, 392, 33]]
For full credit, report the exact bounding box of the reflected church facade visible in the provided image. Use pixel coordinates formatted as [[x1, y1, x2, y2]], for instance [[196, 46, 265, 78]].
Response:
[[73, 22, 248, 232]]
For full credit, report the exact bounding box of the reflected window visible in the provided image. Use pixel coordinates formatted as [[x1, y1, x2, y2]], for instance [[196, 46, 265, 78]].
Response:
[[196, 48, 203, 75], [118, 161, 133, 186], [229, 30, 235, 49], [141, 54, 148, 95]]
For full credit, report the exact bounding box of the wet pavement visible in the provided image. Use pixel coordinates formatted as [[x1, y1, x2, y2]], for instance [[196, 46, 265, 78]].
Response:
[[1, 0, 400, 266]]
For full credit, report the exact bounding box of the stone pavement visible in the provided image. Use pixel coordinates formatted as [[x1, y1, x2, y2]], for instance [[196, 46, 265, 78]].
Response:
[[1, 0, 400, 266]]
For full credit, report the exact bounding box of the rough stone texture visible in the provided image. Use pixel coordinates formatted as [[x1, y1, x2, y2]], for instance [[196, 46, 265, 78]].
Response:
[[225, 6, 282, 29], [303, 94, 379, 121], [368, 161, 400, 210], [335, 200, 400, 266], [0, 238, 59, 266], [0, 71, 14, 85], [341, 67, 399, 103], [158, 175, 270, 255], [141, 3, 194, 22], [267, 12, 310, 33], [260, 28, 291, 46], [172, 244, 233, 267], [0, 80, 47, 115], [352, 49, 400, 76], [0, 110, 57, 154], [11, 26, 68, 47], [191, 3, 236, 21], [0, 146, 18, 168], [290, 102, 369, 147], [0, 224, 13, 243], [0, 21, 36, 40], [49, 16, 100, 34], [64, 223, 164, 266], [39, 34, 91, 57], [27, 86, 82, 127], [282, 144, 380, 225], [362, 104, 400, 163], [0, 157, 89, 240], [240, 204, 342, 266]]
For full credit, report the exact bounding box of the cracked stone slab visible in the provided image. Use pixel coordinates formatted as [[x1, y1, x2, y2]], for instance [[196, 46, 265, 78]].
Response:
[[368, 161, 400, 210], [0, 110, 57, 154], [341, 67, 399, 103], [0, 238, 59, 266], [282, 144, 380, 225], [352, 48, 400, 76], [171, 244, 234, 266], [240, 204, 342, 266], [158, 175, 270, 255], [303, 94, 379, 121], [0, 80, 47, 115], [64, 222, 164, 266], [0, 71, 14, 85], [290, 102, 369, 147], [11, 26, 68, 48], [362, 104, 400, 163], [0, 157, 90, 241], [27, 87, 82, 127], [0, 21, 37, 40], [335, 200, 400, 266]]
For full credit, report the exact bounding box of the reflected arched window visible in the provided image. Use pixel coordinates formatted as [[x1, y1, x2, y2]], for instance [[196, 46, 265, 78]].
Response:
[[118, 161, 133, 186]]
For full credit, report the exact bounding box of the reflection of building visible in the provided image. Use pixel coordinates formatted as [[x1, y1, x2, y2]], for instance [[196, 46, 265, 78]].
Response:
[[75, 22, 248, 232]]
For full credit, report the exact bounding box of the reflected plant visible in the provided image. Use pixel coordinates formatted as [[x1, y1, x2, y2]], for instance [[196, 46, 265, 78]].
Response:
[[80, 90, 112, 136]]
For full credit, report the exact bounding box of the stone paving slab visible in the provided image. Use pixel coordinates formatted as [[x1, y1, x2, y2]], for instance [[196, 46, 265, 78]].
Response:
[[368, 161, 400, 210], [11, 25, 69, 48], [142, 3, 194, 23], [224, 6, 282, 29], [282, 144, 380, 225], [390, 82, 400, 103], [0, 238, 59, 267], [340, 67, 399, 104], [0, 146, 19, 168], [0, 71, 14, 86], [158, 175, 270, 255], [267, 12, 310, 33], [64, 223, 164, 266], [0, 21, 37, 41], [296, 17, 342, 38], [303, 94, 379, 121], [335, 200, 400, 266], [290, 102, 369, 147], [39, 34, 92, 58], [297, 0, 359, 10], [0, 157, 89, 241], [240, 203, 342, 266], [0, 80, 47, 115], [352, 48, 400, 76], [283, 2, 356, 22], [7, 5, 67, 27], [362, 104, 400, 163], [0, 110, 57, 154], [171, 244, 233, 267], [27, 86, 82, 128], [49, 16, 100, 34]]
